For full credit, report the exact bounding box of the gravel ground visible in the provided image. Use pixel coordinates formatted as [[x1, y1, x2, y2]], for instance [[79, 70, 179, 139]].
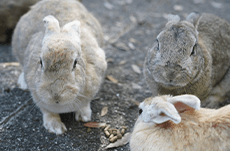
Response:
[[0, 0, 229, 150]]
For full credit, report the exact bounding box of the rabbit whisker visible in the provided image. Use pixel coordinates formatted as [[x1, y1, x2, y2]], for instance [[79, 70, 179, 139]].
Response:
[[67, 102, 74, 111], [77, 93, 90, 100], [29, 99, 41, 114]]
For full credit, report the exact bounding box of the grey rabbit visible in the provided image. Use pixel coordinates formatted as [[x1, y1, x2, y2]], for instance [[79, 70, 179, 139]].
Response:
[[144, 12, 230, 108]]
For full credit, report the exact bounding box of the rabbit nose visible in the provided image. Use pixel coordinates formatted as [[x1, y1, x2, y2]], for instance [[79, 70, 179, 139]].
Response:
[[53, 93, 60, 103], [166, 61, 182, 69], [166, 61, 176, 68], [165, 70, 176, 82], [167, 72, 175, 81]]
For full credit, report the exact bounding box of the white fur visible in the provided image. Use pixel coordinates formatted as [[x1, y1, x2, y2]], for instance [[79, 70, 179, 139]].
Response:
[[43, 15, 60, 35], [17, 72, 28, 90], [62, 20, 81, 44], [43, 112, 67, 135], [139, 99, 181, 124], [75, 103, 92, 122], [168, 94, 200, 110]]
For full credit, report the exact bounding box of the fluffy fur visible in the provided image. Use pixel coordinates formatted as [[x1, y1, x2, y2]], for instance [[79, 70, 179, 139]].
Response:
[[130, 95, 230, 151], [12, 0, 107, 134], [144, 12, 230, 108]]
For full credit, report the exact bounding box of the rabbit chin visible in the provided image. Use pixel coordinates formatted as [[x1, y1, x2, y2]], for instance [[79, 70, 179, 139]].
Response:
[[39, 101, 81, 113], [151, 73, 189, 88]]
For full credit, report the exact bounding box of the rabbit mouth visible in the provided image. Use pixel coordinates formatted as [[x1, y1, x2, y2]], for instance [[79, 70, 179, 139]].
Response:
[[165, 83, 177, 87], [160, 81, 187, 88], [163, 83, 180, 88]]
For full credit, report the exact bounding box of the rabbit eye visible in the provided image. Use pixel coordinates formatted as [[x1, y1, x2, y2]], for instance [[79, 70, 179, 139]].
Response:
[[139, 109, 143, 115], [39, 57, 43, 68], [73, 59, 78, 69], [191, 44, 197, 56]]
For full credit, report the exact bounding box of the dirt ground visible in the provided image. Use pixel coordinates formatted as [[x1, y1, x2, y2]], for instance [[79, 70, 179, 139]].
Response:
[[0, 0, 230, 150]]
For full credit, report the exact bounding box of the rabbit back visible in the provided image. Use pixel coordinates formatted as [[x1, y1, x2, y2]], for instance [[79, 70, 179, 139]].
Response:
[[198, 13, 230, 85], [131, 107, 230, 151]]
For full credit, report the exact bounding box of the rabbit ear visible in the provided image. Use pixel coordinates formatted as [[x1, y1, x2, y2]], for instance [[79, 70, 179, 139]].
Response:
[[62, 20, 81, 40], [140, 100, 181, 124], [167, 14, 180, 23], [186, 12, 201, 30], [168, 94, 200, 113], [43, 15, 60, 35], [152, 102, 181, 124]]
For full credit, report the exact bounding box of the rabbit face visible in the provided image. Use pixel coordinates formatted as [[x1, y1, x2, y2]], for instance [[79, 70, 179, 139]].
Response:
[[36, 36, 84, 105], [136, 95, 200, 126], [146, 22, 204, 88], [138, 96, 181, 124], [33, 16, 84, 106]]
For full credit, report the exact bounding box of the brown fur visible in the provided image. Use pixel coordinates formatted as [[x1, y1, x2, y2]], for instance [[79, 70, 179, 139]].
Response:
[[144, 12, 230, 108], [130, 95, 230, 151]]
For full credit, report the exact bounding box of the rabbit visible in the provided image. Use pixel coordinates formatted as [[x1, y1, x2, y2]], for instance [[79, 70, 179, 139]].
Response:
[[130, 94, 230, 151], [12, 0, 107, 134], [144, 12, 230, 108]]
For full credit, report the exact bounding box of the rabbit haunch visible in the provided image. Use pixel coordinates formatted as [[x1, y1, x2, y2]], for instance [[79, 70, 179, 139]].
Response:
[[12, 0, 107, 135], [130, 95, 230, 151], [144, 12, 230, 108]]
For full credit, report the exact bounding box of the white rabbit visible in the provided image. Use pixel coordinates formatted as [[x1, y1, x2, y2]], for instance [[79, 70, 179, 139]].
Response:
[[12, 0, 107, 134], [130, 94, 230, 151]]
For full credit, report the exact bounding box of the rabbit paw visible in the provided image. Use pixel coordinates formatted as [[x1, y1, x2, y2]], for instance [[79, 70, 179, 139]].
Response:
[[17, 72, 28, 90], [75, 108, 92, 122], [43, 115, 67, 135]]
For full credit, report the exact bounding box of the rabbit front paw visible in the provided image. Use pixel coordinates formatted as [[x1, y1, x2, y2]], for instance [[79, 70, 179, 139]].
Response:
[[75, 108, 92, 122], [43, 114, 67, 135], [17, 72, 28, 90]]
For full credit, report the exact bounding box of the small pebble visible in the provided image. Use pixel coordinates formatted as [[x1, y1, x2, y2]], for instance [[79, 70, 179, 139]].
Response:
[[128, 42, 135, 50], [173, 5, 184, 11]]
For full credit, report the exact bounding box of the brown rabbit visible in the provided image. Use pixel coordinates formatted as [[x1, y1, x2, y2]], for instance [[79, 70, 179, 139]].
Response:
[[130, 94, 230, 151], [144, 12, 230, 108], [12, 0, 107, 134]]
